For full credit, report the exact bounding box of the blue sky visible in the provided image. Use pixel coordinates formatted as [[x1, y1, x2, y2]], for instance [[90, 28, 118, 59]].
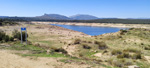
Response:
[[0, 0, 150, 18]]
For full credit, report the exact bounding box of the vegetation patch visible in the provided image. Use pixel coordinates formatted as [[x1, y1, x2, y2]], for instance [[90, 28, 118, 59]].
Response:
[[0, 19, 17, 26], [94, 41, 108, 50], [13, 30, 28, 41], [22, 52, 67, 57], [0, 30, 14, 43], [108, 58, 134, 67], [74, 39, 81, 44], [123, 48, 141, 53], [117, 52, 130, 58], [111, 50, 122, 55], [82, 44, 91, 49]]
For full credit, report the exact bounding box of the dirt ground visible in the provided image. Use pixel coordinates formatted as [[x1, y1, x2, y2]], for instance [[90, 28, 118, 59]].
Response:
[[0, 50, 91, 68], [0, 23, 92, 68]]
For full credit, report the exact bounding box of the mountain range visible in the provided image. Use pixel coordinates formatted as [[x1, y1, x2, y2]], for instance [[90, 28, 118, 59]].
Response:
[[0, 14, 150, 20], [36, 14, 71, 20], [69, 14, 99, 20], [0, 14, 100, 20]]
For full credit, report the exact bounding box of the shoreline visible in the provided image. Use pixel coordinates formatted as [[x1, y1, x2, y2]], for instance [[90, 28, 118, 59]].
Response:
[[31, 21, 150, 29]]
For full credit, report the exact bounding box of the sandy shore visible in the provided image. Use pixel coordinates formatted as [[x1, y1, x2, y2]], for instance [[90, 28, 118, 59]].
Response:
[[32, 21, 150, 29]]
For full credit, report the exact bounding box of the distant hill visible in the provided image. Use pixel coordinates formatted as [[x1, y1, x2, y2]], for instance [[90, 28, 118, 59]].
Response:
[[35, 14, 70, 20], [0, 14, 150, 24], [69, 14, 99, 20], [0, 16, 9, 18]]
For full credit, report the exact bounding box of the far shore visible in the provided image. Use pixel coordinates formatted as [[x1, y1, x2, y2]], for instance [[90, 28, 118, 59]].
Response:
[[31, 21, 150, 29]]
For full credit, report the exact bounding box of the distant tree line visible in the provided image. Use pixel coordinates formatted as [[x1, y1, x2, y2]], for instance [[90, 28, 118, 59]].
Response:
[[33, 19, 150, 24], [78, 19, 150, 24], [0, 19, 18, 26], [1, 17, 150, 24]]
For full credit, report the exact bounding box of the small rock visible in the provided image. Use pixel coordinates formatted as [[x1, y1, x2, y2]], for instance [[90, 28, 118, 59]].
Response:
[[93, 53, 102, 57], [46, 50, 50, 54]]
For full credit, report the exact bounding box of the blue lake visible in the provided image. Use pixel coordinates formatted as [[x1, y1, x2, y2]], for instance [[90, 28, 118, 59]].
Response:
[[51, 24, 127, 36]]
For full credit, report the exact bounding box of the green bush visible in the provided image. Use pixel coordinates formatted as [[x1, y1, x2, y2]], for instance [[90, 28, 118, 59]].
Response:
[[123, 48, 141, 53], [88, 41, 92, 43], [120, 29, 128, 35], [117, 52, 130, 58], [74, 39, 81, 44], [117, 54, 124, 58], [123, 52, 130, 58], [0, 30, 14, 42], [124, 60, 133, 66], [9, 37, 14, 41], [13, 30, 28, 41], [144, 45, 150, 50], [0, 31, 6, 41], [132, 53, 142, 59], [111, 50, 122, 55], [4, 35, 9, 42], [112, 60, 124, 67], [51, 47, 68, 54], [94, 41, 108, 50], [82, 44, 91, 49]]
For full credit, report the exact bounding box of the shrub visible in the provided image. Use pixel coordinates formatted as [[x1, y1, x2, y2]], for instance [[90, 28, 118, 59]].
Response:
[[13, 30, 28, 41], [123, 48, 141, 53], [117, 52, 130, 58], [124, 60, 133, 66], [0, 31, 6, 41], [0, 30, 13, 42], [113, 60, 124, 67], [88, 41, 92, 43], [94, 41, 108, 50], [111, 50, 122, 55], [94, 41, 100, 44], [129, 28, 134, 30], [117, 54, 124, 58], [103, 50, 108, 54], [132, 53, 142, 59], [82, 44, 91, 49], [51, 48, 68, 54], [144, 45, 150, 50], [120, 29, 128, 35], [123, 52, 130, 58], [141, 43, 144, 45], [74, 39, 81, 44], [9, 37, 14, 41], [4, 35, 9, 42], [145, 47, 150, 50], [108, 58, 133, 67]]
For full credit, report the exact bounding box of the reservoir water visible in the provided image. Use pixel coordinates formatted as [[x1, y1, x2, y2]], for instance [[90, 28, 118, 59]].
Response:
[[51, 24, 127, 36]]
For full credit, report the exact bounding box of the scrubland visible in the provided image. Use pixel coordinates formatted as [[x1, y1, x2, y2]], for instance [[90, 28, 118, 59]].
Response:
[[0, 22, 150, 68]]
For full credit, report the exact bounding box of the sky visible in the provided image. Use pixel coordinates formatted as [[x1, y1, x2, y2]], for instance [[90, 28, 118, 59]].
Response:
[[0, 0, 150, 18]]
